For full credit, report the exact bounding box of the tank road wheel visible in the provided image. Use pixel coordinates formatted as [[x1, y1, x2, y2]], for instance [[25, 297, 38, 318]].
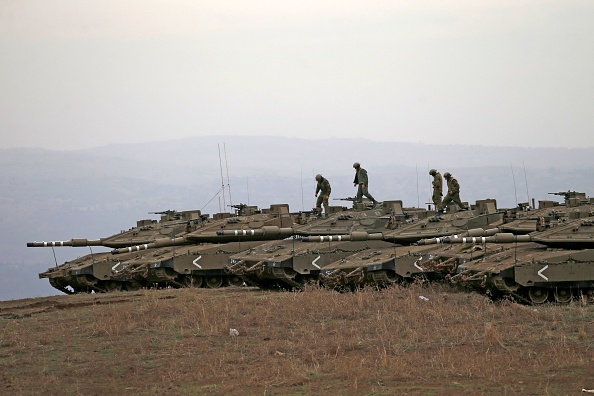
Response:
[[554, 288, 573, 304], [205, 275, 224, 288], [528, 287, 549, 304], [582, 290, 594, 304], [124, 280, 143, 291], [226, 275, 245, 287], [103, 281, 122, 293], [179, 275, 203, 288]]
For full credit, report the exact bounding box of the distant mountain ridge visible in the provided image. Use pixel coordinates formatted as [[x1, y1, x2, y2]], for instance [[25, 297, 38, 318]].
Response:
[[1, 136, 593, 300]]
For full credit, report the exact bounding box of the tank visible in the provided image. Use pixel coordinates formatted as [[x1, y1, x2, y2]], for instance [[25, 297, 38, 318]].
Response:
[[430, 218, 594, 304], [34, 210, 203, 293], [33, 204, 297, 294], [225, 201, 433, 289], [114, 240, 269, 289], [306, 226, 501, 290]]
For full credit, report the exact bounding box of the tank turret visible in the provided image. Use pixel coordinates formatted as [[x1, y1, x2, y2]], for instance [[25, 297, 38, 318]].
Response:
[[29, 210, 202, 249]]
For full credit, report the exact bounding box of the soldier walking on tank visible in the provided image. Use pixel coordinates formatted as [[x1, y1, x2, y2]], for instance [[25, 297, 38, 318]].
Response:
[[442, 172, 468, 211], [429, 169, 443, 211], [353, 162, 379, 206], [314, 174, 331, 217]]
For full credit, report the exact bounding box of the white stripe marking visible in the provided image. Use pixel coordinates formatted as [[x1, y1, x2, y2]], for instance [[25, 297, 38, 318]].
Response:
[[193, 256, 203, 269], [414, 258, 423, 272], [312, 255, 321, 269], [538, 265, 549, 281]]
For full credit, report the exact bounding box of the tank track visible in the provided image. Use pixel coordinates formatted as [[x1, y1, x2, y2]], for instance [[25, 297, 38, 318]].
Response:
[[49, 278, 74, 295]]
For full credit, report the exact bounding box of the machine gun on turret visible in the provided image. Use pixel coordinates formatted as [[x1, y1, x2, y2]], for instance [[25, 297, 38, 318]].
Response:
[[228, 203, 260, 216], [548, 191, 588, 206], [149, 210, 181, 221]]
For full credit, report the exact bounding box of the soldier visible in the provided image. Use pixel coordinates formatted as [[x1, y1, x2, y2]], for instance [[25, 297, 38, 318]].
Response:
[[442, 172, 468, 211], [314, 174, 331, 217], [353, 162, 379, 206], [429, 169, 443, 211]]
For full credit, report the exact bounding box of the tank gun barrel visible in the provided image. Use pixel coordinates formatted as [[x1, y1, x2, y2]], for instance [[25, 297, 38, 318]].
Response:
[[416, 228, 501, 246], [27, 238, 104, 248], [302, 232, 385, 243], [111, 236, 188, 255], [215, 226, 295, 238], [426, 233, 532, 245], [332, 197, 357, 201]]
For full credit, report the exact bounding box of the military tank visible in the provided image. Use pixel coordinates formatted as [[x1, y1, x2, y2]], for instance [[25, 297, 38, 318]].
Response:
[[32, 209, 203, 293], [112, 240, 268, 289], [107, 203, 305, 289], [32, 204, 297, 294], [307, 226, 501, 290], [445, 217, 594, 304]]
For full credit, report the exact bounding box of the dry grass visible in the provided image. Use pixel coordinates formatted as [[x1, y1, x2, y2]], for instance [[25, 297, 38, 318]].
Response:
[[1, 284, 593, 395]]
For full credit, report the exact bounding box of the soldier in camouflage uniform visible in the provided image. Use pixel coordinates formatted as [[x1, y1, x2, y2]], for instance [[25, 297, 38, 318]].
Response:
[[314, 174, 331, 217], [429, 169, 443, 211], [442, 172, 468, 211], [353, 162, 378, 206]]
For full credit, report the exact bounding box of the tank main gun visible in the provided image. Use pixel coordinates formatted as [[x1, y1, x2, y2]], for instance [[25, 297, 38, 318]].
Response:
[[301, 232, 386, 243], [415, 228, 501, 245], [302, 227, 501, 244], [28, 238, 106, 248], [111, 226, 300, 255], [419, 233, 532, 245], [417, 217, 594, 249], [332, 197, 357, 201]]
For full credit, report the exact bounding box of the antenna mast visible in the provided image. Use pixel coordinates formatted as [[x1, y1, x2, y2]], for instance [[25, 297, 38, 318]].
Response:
[[246, 177, 250, 206], [224, 143, 233, 207], [300, 169, 304, 212], [415, 164, 420, 208], [523, 161, 530, 208], [218, 144, 227, 211], [510, 163, 518, 207]]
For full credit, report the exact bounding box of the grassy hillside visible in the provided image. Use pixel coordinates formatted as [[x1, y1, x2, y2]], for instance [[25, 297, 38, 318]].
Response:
[[1, 284, 593, 395]]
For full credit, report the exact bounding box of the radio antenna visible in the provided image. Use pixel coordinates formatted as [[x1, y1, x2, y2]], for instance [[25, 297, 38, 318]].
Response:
[[510, 162, 518, 207], [523, 161, 530, 208], [415, 164, 420, 208], [224, 143, 233, 207], [218, 144, 227, 211], [300, 169, 304, 212], [246, 177, 250, 206]]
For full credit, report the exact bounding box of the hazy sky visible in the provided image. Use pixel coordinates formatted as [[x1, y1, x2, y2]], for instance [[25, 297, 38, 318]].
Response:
[[1, 0, 593, 150]]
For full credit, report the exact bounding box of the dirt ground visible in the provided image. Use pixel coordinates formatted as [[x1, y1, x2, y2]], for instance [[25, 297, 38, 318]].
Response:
[[1, 284, 593, 395]]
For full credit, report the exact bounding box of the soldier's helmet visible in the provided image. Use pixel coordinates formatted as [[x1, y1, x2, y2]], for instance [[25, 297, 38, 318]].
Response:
[[353, 162, 360, 169], [315, 174, 322, 182], [443, 172, 451, 179], [429, 169, 437, 176]]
